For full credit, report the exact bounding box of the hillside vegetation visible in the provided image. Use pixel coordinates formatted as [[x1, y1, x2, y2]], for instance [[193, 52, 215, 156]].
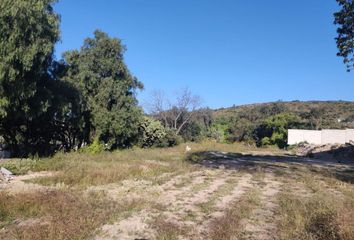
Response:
[[207, 101, 354, 148], [215, 101, 354, 128]]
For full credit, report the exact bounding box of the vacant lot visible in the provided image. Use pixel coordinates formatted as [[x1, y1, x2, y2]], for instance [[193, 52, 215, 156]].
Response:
[[0, 142, 353, 240]]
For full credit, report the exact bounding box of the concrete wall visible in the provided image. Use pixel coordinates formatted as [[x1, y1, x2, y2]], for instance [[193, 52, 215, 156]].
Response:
[[288, 130, 322, 145], [346, 129, 354, 143], [288, 129, 354, 145], [321, 130, 346, 144]]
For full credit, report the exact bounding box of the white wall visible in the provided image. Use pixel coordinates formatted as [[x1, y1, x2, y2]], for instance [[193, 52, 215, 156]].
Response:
[[288, 129, 354, 145], [346, 129, 354, 143], [321, 130, 346, 144], [288, 130, 321, 145]]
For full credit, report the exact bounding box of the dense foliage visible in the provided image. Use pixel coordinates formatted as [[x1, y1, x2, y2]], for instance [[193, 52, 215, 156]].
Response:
[[255, 113, 301, 148], [0, 0, 143, 156], [334, 0, 354, 71], [61, 30, 143, 149], [0, 0, 60, 156], [139, 117, 167, 148]]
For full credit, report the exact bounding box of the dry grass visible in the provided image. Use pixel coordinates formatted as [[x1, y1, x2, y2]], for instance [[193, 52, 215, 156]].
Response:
[[0, 188, 158, 240], [0, 190, 112, 239], [2, 141, 265, 188], [153, 217, 190, 240], [1, 142, 353, 240], [276, 167, 354, 240]]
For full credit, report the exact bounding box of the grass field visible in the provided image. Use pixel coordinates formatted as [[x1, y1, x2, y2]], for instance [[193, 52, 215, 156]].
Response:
[[0, 141, 353, 240]]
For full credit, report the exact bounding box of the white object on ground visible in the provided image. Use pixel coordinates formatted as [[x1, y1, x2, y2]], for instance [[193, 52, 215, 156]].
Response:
[[1, 167, 14, 181]]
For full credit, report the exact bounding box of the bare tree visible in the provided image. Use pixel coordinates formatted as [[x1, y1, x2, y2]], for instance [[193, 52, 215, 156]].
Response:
[[147, 90, 170, 128], [173, 88, 202, 134], [148, 87, 202, 135]]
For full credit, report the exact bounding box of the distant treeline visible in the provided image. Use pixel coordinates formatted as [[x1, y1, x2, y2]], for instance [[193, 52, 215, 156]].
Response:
[[154, 101, 354, 149], [209, 101, 354, 148]]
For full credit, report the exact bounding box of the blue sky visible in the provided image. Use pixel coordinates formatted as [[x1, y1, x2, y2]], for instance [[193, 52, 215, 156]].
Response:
[[54, 0, 353, 109]]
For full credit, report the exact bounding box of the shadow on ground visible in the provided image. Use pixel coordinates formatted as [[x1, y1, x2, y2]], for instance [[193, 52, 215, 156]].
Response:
[[187, 149, 354, 184]]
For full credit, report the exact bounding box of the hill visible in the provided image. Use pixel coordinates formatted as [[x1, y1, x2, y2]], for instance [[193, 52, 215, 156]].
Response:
[[214, 101, 354, 129], [208, 101, 354, 147]]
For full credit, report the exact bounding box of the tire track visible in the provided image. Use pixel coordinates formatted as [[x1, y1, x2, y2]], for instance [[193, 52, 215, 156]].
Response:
[[194, 173, 254, 239], [160, 170, 232, 224], [241, 173, 282, 240], [94, 170, 217, 240]]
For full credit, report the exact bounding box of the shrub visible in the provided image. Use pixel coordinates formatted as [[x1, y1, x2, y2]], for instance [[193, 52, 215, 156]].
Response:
[[180, 121, 203, 142], [256, 113, 301, 148], [139, 117, 167, 148], [261, 137, 271, 146], [79, 140, 105, 154], [155, 129, 182, 148]]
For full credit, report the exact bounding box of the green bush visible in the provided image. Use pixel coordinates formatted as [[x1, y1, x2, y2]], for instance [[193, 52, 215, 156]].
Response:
[[180, 122, 203, 142], [256, 113, 301, 148], [79, 140, 105, 154], [261, 137, 271, 146], [156, 129, 182, 148], [208, 123, 229, 143], [139, 117, 167, 148]]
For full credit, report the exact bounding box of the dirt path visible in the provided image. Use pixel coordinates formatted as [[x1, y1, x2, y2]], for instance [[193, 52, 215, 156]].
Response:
[[94, 169, 259, 240], [241, 173, 282, 240], [94, 170, 214, 240], [194, 173, 254, 239], [95, 169, 243, 239], [164, 171, 231, 221]]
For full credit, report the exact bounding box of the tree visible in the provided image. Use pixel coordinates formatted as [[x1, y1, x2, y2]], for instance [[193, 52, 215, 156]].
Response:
[[0, 0, 60, 156], [173, 88, 202, 134], [256, 113, 300, 148], [49, 65, 86, 152], [147, 90, 170, 128], [227, 118, 256, 143], [62, 30, 143, 149], [149, 88, 202, 135], [180, 121, 202, 142], [334, 0, 354, 71], [181, 108, 213, 142]]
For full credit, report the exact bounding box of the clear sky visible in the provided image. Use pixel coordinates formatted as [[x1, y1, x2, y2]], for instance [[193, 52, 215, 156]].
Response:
[[54, 0, 353, 109]]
